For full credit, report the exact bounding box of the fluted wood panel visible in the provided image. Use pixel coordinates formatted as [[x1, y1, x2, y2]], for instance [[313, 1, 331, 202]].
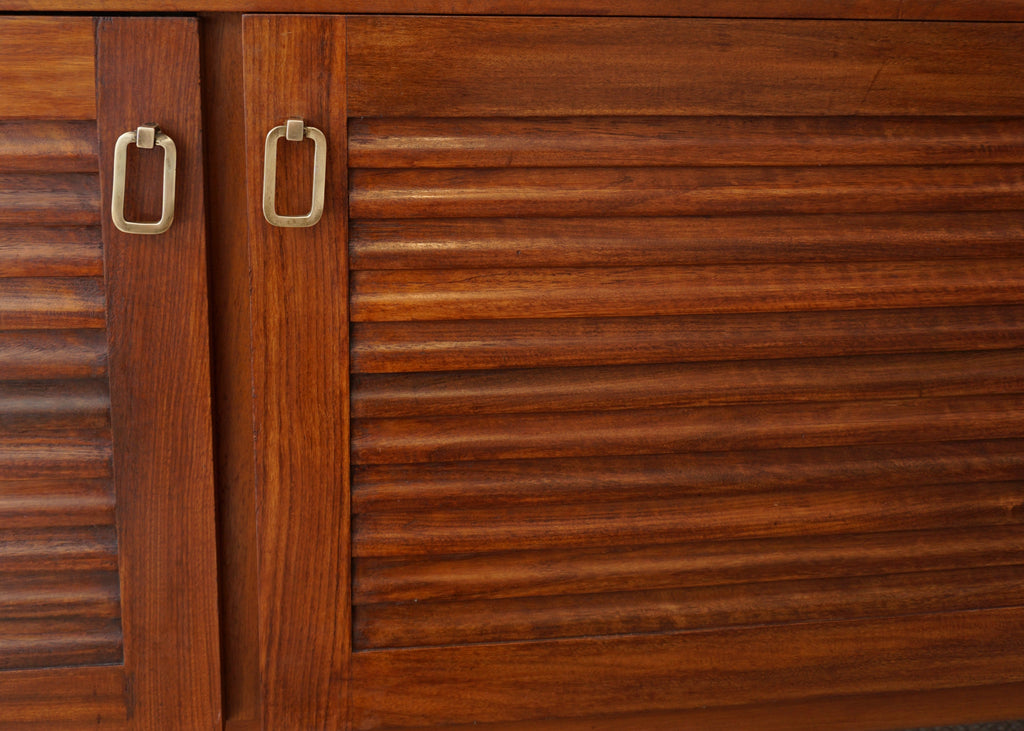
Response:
[[0, 113, 122, 673], [350, 107, 1024, 671]]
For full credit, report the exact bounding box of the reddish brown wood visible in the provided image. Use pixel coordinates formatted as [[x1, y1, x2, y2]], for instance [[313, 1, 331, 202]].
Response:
[[96, 16, 221, 729], [354, 525, 1024, 604], [200, 13, 259, 726], [352, 306, 1024, 372], [0, 122, 99, 172], [347, 18, 1024, 117], [2, 0, 1024, 18], [349, 607, 1024, 728], [350, 212, 1024, 270], [0, 18, 95, 120], [0, 331, 107, 380], [0, 666, 127, 725], [367, 682, 1024, 731], [350, 116, 1024, 168], [0, 174, 100, 226], [351, 260, 1024, 321], [242, 14, 349, 730], [354, 481, 1024, 556], [351, 165, 1024, 219], [0, 278, 104, 330], [0, 227, 103, 277], [353, 351, 1024, 417], [353, 439, 1024, 512], [0, 478, 114, 528], [355, 565, 1024, 648]]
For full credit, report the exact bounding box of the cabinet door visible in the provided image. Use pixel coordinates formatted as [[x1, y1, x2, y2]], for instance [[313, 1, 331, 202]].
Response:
[[0, 17, 220, 728], [243, 14, 1024, 730]]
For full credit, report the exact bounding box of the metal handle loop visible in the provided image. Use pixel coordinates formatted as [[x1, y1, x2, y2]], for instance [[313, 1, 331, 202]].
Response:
[[263, 119, 327, 228], [111, 124, 176, 235]]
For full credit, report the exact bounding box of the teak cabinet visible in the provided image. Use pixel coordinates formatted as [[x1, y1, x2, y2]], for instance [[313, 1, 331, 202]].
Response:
[[2, 7, 1024, 731]]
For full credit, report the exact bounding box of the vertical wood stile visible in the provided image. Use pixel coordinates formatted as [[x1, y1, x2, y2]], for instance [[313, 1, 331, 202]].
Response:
[[242, 14, 350, 731]]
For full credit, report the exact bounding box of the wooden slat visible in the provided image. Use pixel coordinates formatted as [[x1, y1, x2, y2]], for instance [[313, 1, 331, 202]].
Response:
[[361, 682, 1024, 731], [0, 527, 118, 573], [0, 277, 105, 330], [0, 616, 122, 670], [354, 525, 1024, 604], [0, 571, 118, 618], [0, 666, 126, 725], [0, 122, 99, 172], [353, 351, 1024, 418], [353, 440, 1024, 513], [348, 607, 1024, 729], [0, 330, 107, 380], [242, 14, 349, 730], [349, 212, 1024, 270], [354, 481, 1024, 557], [0, 439, 111, 480], [0, 18, 95, 120], [355, 565, 1024, 648], [351, 260, 1024, 322], [353, 394, 1024, 464], [350, 116, 1024, 168], [0, 479, 114, 528], [347, 18, 1024, 118], [351, 306, 1024, 373], [0, 174, 100, 226], [0, 379, 109, 433], [2, 0, 1024, 20], [0, 227, 103, 277], [349, 165, 1024, 219]]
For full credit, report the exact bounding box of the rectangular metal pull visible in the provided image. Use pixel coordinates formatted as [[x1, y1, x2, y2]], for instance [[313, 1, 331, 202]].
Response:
[[111, 123, 176, 235], [263, 118, 327, 227]]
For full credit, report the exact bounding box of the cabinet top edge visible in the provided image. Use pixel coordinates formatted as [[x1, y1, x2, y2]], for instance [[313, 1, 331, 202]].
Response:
[[2, 0, 1024, 21]]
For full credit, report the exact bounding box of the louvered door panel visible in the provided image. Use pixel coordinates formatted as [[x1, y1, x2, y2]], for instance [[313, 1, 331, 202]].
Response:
[[0, 17, 220, 728], [343, 17, 1024, 730]]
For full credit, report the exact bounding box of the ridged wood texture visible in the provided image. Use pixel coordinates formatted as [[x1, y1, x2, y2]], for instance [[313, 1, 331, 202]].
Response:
[[346, 17, 1024, 730], [0, 81, 121, 680]]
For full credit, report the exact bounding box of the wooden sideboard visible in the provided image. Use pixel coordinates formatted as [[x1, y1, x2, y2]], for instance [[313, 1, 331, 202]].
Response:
[[1, 5, 1023, 729]]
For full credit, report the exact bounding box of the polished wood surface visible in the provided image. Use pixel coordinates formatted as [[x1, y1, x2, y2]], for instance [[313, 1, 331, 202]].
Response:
[[4, 0, 1024, 19], [242, 14, 349, 730], [345, 15, 1024, 729], [0, 18, 94, 120], [97, 16, 221, 729], [347, 18, 1024, 117]]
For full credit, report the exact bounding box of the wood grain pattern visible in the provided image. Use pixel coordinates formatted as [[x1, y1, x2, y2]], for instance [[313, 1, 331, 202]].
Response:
[[353, 351, 1024, 417], [350, 165, 1024, 219], [355, 565, 1024, 648], [353, 439, 1024, 512], [0, 666, 127, 725], [0, 330, 107, 380], [352, 306, 1024, 372], [96, 17, 221, 729], [0, 174, 100, 226], [351, 260, 1024, 321], [0, 527, 118, 574], [0, 278, 104, 330], [354, 525, 1024, 603], [350, 212, 1024, 270], [242, 14, 349, 730], [2, 0, 1024, 19], [349, 607, 1024, 728], [347, 18, 1024, 117], [0, 478, 114, 528], [0, 122, 99, 172], [350, 116, 1024, 168], [0, 18, 95, 120], [200, 12, 259, 726], [354, 481, 1024, 556], [0, 227, 103, 277]]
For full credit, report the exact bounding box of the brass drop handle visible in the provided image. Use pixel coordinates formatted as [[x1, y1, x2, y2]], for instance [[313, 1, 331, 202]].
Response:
[[263, 118, 327, 228], [111, 124, 176, 235]]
